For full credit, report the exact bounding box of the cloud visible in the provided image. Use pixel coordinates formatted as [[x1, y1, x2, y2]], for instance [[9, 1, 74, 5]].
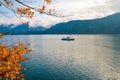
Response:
[[0, 0, 120, 28], [28, 0, 117, 27], [107, 0, 120, 12], [0, 17, 20, 25], [28, 15, 68, 27]]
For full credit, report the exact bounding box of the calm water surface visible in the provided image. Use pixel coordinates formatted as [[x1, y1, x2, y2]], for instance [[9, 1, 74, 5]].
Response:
[[2, 35, 120, 80]]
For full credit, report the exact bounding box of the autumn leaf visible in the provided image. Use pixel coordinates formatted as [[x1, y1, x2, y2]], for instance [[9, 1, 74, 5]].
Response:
[[17, 8, 34, 18], [45, 0, 52, 4], [42, 5, 46, 11], [4, 0, 13, 6], [0, 42, 32, 80]]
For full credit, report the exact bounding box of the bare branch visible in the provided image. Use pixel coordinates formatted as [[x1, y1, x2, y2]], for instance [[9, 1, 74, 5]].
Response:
[[0, 1, 23, 23], [15, 0, 38, 11]]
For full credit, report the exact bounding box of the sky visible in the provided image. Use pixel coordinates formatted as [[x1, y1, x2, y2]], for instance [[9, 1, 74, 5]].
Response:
[[0, 0, 120, 28]]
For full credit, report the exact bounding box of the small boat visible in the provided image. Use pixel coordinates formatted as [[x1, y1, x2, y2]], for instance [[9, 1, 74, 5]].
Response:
[[61, 37, 75, 41]]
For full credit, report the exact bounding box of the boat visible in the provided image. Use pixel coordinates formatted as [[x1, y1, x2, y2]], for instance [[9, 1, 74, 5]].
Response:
[[61, 37, 75, 41]]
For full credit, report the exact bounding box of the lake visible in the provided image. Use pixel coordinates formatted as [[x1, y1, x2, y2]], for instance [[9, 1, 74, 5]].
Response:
[[2, 35, 120, 80]]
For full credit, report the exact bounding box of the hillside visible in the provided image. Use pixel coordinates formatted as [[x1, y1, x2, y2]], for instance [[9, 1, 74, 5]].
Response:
[[45, 13, 120, 34], [0, 24, 46, 34]]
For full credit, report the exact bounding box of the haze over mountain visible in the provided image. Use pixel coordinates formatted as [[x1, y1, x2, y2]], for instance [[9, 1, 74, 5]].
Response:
[[0, 13, 120, 34], [0, 24, 46, 34], [45, 13, 120, 34]]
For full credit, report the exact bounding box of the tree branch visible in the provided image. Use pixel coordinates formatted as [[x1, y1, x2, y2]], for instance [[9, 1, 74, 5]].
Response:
[[0, 1, 23, 23], [15, 0, 65, 17]]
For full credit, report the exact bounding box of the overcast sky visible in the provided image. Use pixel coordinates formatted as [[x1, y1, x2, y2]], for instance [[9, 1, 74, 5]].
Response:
[[0, 0, 120, 27]]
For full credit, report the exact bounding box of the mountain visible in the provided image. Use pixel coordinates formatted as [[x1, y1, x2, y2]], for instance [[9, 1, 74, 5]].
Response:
[[0, 23, 46, 34], [45, 13, 120, 34], [1, 13, 120, 34]]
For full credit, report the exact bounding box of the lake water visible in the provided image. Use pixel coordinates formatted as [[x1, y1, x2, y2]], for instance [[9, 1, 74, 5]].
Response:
[[2, 35, 120, 80]]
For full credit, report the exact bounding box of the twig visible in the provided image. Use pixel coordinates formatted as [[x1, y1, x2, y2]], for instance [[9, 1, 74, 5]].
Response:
[[0, 1, 23, 23], [15, 0, 65, 17]]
